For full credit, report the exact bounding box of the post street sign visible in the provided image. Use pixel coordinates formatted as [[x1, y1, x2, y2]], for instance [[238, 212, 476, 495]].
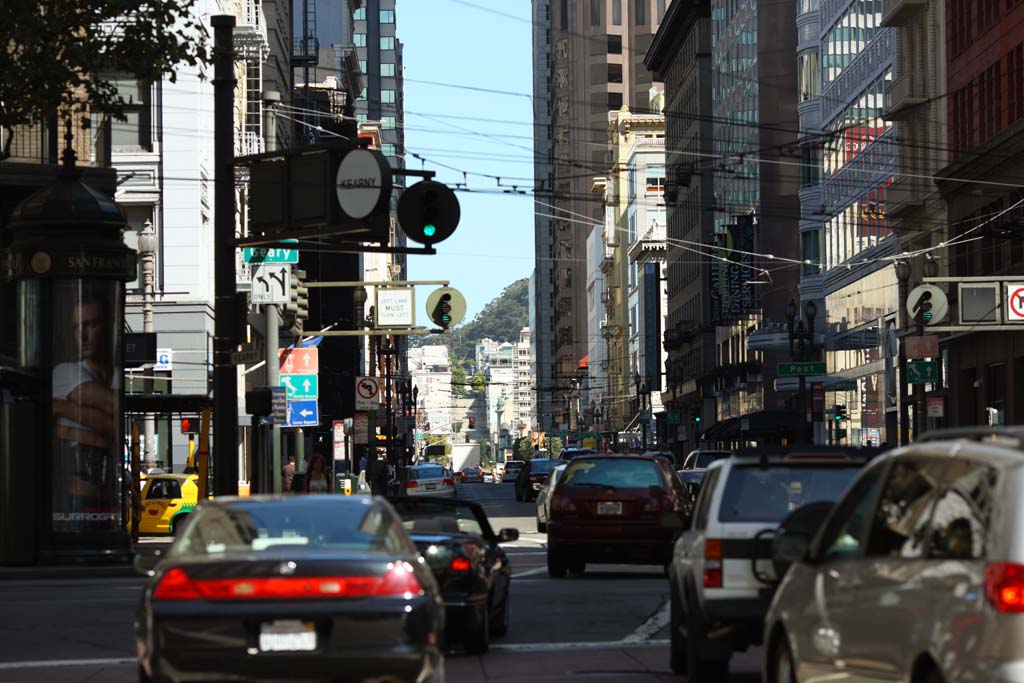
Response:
[[777, 362, 827, 376], [242, 245, 299, 264], [287, 399, 319, 427], [907, 360, 938, 385], [231, 347, 262, 365], [270, 386, 287, 424], [281, 373, 318, 400]]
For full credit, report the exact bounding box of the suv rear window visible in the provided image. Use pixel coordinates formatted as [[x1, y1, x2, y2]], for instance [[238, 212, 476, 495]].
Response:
[[562, 459, 664, 489], [718, 465, 861, 523], [530, 459, 556, 474]]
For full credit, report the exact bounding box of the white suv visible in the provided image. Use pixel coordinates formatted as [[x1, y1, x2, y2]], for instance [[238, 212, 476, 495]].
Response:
[[668, 452, 869, 680]]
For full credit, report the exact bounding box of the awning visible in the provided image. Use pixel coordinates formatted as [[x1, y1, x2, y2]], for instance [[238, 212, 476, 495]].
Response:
[[703, 410, 802, 441]]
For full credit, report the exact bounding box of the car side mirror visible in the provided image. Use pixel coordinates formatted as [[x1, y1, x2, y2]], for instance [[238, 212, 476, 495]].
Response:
[[772, 531, 811, 577], [497, 528, 519, 543], [133, 548, 164, 576]]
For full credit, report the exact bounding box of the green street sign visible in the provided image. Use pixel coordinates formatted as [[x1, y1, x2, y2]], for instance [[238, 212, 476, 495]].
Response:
[[243, 242, 299, 264], [907, 360, 938, 385], [777, 362, 827, 376], [281, 373, 318, 399]]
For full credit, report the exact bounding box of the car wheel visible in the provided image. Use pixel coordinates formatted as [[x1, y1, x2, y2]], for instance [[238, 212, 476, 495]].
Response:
[[464, 605, 490, 654], [490, 587, 510, 637], [568, 558, 586, 576], [772, 633, 796, 683], [669, 582, 687, 675], [686, 605, 730, 681], [536, 518, 547, 533], [547, 548, 567, 578]]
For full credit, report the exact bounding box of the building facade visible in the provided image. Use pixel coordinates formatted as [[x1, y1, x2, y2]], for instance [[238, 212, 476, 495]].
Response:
[[409, 345, 453, 439]]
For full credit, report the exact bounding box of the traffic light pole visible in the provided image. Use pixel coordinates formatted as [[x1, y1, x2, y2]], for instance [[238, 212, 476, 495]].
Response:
[[266, 304, 282, 493]]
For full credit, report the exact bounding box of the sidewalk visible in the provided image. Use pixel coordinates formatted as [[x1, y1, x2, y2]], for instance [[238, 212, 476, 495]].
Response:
[[0, 538, 171, 581]]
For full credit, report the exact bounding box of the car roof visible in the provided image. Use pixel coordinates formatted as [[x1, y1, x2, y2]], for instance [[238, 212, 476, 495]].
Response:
[[568, 454, 664, 462], [148, 473, 196, 481]]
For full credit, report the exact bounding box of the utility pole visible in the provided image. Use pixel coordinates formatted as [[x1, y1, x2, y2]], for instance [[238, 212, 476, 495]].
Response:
[[212, 15, 239, 495], [266, 305, 282, 492]]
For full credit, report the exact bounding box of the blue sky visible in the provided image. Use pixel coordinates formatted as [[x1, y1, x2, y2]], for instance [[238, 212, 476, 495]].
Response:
[[397, 0, 535, 324]]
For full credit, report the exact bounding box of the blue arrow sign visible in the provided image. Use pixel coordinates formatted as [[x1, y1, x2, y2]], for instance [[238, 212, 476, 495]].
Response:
[[287, 399, 319, 427], [281, 373, 318, 399]]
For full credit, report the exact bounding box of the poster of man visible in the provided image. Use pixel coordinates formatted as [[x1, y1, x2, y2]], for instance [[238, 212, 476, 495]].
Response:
[[51, 281, 122, 534]]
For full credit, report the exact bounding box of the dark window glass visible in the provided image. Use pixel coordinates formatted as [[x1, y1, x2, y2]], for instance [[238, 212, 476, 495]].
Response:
[[865, 459, 946, 558], [591, 0, 604, 25], [609, 91, 623, 110], [561, 458, 663, 488], [635, 0, 646, 24], [693, 468, 720, 530], [612, 0, 622, 25], [926, 460, 997, 560], [530, 459, 557, 474], [818, 463, 887, 561], [561, 0, 568, 30], [608, 34, 622, 54], [719, 466, 861, 523]]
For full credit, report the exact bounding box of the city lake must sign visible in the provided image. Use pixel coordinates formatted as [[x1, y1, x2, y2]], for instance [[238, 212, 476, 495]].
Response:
[[777, 362, 827, 376]]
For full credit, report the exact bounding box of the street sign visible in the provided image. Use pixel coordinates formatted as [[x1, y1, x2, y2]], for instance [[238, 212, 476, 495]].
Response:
[[777, 361, 827, 376], [333, 420, 346, 462], [906, 285, 948, 326], [1007, 284, 1024, 321], [250, 263, 290, 304], [907, 360, 939, 384], [242, 245, 299, 264], [376, 287, 415, 327], [154, 348, 173, 371], [353, 413, 370, 445], [270, 386, 287, 424], [279, 347, 318, 374], [425, 287, 467, 329], [335, 148, 390, 220], [281, 373, 318, 400], [355, 376, 381, 410], [905, 335, 939, 359], [231, 347, 261, 365], [287, 399, 319, 427], [927, 396, 945, 418]]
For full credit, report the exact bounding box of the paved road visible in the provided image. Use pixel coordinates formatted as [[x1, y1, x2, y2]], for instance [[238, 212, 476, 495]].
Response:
[[0, 483, 763, 682]]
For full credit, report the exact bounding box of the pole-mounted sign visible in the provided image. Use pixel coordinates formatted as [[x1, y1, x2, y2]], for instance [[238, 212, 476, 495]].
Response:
[[906, 285, 948, 326], [425, 287, 467, 330], [335, 148, 392, 221]]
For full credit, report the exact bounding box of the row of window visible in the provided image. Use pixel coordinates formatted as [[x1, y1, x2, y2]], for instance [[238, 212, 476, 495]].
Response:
[[951, 0, 1021, 56], [358, 60, 397, 77], [822, 0, 883, 85], [823, 180, 893, 270], [950, 44, 1024, 160], [354, 34, 396, 50], [357, 88, 398, 104], [353, 8, 395, 23]]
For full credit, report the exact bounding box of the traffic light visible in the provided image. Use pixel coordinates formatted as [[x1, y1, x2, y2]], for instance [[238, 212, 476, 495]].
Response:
[[834, 405, 848, 421], [397, 180, 461, 245], [469, 416, 476, 429], [431, 293, 453, 330], [181, 417, 201, 434], [691, 406, 702, 423], [283, 268, 309, 336], [912, 289, 934, 325]]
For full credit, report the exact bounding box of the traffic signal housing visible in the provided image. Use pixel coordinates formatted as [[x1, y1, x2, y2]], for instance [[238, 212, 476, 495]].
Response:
[[834, 405, 848, 421], [431, 293, 453, 330], [181, 417, 201, 434], [691, 406, 702, 424], [469, 416, 476, 429], [397, 180, 461, 245], [283, 268, 309, 336]]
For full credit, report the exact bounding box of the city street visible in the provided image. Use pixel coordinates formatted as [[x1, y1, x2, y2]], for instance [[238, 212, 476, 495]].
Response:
[[0, 484, 762, 682]]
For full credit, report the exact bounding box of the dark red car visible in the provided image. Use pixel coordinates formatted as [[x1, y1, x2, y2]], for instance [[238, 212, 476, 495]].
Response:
[[460, 466, 484, 483], [546, 455, 688, 577]]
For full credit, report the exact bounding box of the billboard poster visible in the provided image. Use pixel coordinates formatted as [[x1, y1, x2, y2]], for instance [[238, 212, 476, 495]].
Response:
[[50, 280, 123, 535], [711, 216, 757, 324]]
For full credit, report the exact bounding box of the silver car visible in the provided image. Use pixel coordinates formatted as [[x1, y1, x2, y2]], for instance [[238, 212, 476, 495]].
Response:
[[765, 428, 1024, 683], [535, 463, 567, 533]]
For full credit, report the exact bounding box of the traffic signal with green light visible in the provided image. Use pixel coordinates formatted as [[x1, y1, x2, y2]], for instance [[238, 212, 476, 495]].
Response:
[[834, 405, 848, 421], [431, 293, 453, 330], [397, 180, 461, 245], [691, 406, 702, 423]]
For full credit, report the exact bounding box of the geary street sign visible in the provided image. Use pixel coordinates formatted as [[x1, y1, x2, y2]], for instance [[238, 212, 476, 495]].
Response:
[[242, 244, 299, 264]]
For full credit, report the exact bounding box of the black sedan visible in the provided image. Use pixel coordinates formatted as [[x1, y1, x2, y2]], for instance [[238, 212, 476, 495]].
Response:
[[389, 496, 517, 654], [514, 458, 558, 502], [134, 496, 445, 683]]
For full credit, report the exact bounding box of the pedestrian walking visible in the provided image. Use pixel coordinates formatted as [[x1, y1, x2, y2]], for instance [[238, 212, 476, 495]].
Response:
[[282, 454, 296, 493], [303, 453, 332, 494]]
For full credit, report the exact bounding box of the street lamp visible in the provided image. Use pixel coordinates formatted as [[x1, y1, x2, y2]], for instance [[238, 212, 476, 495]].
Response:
[[634, 372, 649, 451], [785, 298, 817, 444], [893, 260, 912, 446], [138, 220, 157, 469]]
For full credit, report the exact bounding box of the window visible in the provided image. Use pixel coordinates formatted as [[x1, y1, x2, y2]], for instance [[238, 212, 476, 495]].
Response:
[[591, 0, 604, 25], [382, 143, 396, 156], [562, 458, 663, 488], [356, 113, 367, 123], [864, 459, 946, 559], [561, 0, 568, 30], [358, 87, 367, 101], [800, 146, 821, 188], [693, 468, 720, 530], [608, 91, 623, 110], [656, 0, 666, 22], [801, 230, 821, 275], [380, 36, 395, 50], [608, 62, 623, 83], [634, 0, 646, 24], [381, 62, 395, 77], [359, 60, 366, 73], [353, 6, 365, 20], [147, 479, 182, 500], [798, 49, 820, 102], [818, 464, 887, 561], [926, 461, 997, 560], [645, 164, 665, 195], [106, 76, 152, 151], [718, 466, 863, 524], [380, 9, 394, 23], [612, 0, 622, 25], [608, 34, 622, 54], [381, 89, 396, 104], [381, 115, 396, 129], [354, 33, 366, 47]]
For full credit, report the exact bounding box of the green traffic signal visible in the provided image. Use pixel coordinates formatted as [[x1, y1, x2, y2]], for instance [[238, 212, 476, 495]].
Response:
[[424, 224, 437, 238], [695, 416, 701, 423]]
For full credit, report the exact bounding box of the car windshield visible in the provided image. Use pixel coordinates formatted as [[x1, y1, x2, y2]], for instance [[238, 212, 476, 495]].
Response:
[[409, 465, 446, 480], [696, 452, 730, 468], [173, 499, 408, 556], [505, 462, 523, 470], [388, 499, 488, 537], [718, 465, 861, 523], [561, 459, 663, 489], [530, 459, 556, 474]]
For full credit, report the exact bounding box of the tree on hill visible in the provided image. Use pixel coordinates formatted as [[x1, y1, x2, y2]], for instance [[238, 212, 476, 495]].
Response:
[[471, 372, 486, 395], [450, 355, 467, 397]]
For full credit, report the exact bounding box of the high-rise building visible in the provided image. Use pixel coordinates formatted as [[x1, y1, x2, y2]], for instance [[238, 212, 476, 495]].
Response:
[[532, 0, 671, 433]]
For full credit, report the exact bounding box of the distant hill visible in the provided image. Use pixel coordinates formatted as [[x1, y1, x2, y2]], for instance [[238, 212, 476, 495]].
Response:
[[411, 278, 529, 366]]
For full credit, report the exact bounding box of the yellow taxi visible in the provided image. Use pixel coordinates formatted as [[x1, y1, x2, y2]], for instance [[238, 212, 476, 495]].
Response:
[[133, 473, 199, 535]]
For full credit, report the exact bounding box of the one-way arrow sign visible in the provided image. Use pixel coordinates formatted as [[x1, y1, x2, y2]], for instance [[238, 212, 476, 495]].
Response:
[[251, 263, 291, 304], [287, 399, 319, 427], [281, 373, 317, 399]]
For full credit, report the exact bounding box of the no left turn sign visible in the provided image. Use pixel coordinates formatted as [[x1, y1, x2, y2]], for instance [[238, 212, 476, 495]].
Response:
[[1008, 284, 1024, 321], [355, 376, 381, 410]]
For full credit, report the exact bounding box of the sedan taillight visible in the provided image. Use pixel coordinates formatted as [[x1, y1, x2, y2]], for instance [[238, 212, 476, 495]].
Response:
[[986, 562, 1024, 612], [449, 557, 472, 573], [551, 494, 576, 513], [406, 480, 419, 489], [530, 476, 541, 483], [443, 478, 454, 486], [153, 563, 422, 600]]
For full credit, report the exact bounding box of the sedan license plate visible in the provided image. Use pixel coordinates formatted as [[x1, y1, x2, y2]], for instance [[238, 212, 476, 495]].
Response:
[[259, 620, 316, 652], [597, 501, 622, 515], [426, 483, 437, 490]]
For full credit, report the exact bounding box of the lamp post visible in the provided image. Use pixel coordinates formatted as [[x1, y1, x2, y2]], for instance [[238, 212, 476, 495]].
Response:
[[786, 298, 818, 445], [138, 220, 158, 469], [634, 373, 649, 451], [894, 260, 911, 446]]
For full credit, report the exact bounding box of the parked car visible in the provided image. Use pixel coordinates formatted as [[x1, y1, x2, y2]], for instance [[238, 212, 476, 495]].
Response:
[[482, 471, 495, 484], [389, 497, 518, 654], [668, 451, 870, 680], [535, 463, 568, 533], [546, 455, 690, 577], [129, 474, 200, 536], [406, 463, 456, 498], [460, 466, 485, 483], [764, 428, 1024, 683], [680, 449, 733, 471], [557, 448, 598, 462], [134, 496, 445, 683], [513, 458, 557, 502], [501, 460, 524, 483]]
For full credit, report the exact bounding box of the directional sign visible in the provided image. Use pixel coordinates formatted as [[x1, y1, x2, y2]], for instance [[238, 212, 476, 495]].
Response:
[[281, 373, 318, 400], [906, 285, 948, 326], [287, 399, 319, 427], [270, 386, 287, 424], [242, 245, 299, 264], [907, 360, 939, 385], [355, 376, 381, 410], [279, 347, 318, 374], [904, 335, 939, 360], [777, 362, 827, 376], [1007, 284, 1024, 321], [154, 348, 173, 371], [353, 413, 370, 445], [251, 263, 291, 304]]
